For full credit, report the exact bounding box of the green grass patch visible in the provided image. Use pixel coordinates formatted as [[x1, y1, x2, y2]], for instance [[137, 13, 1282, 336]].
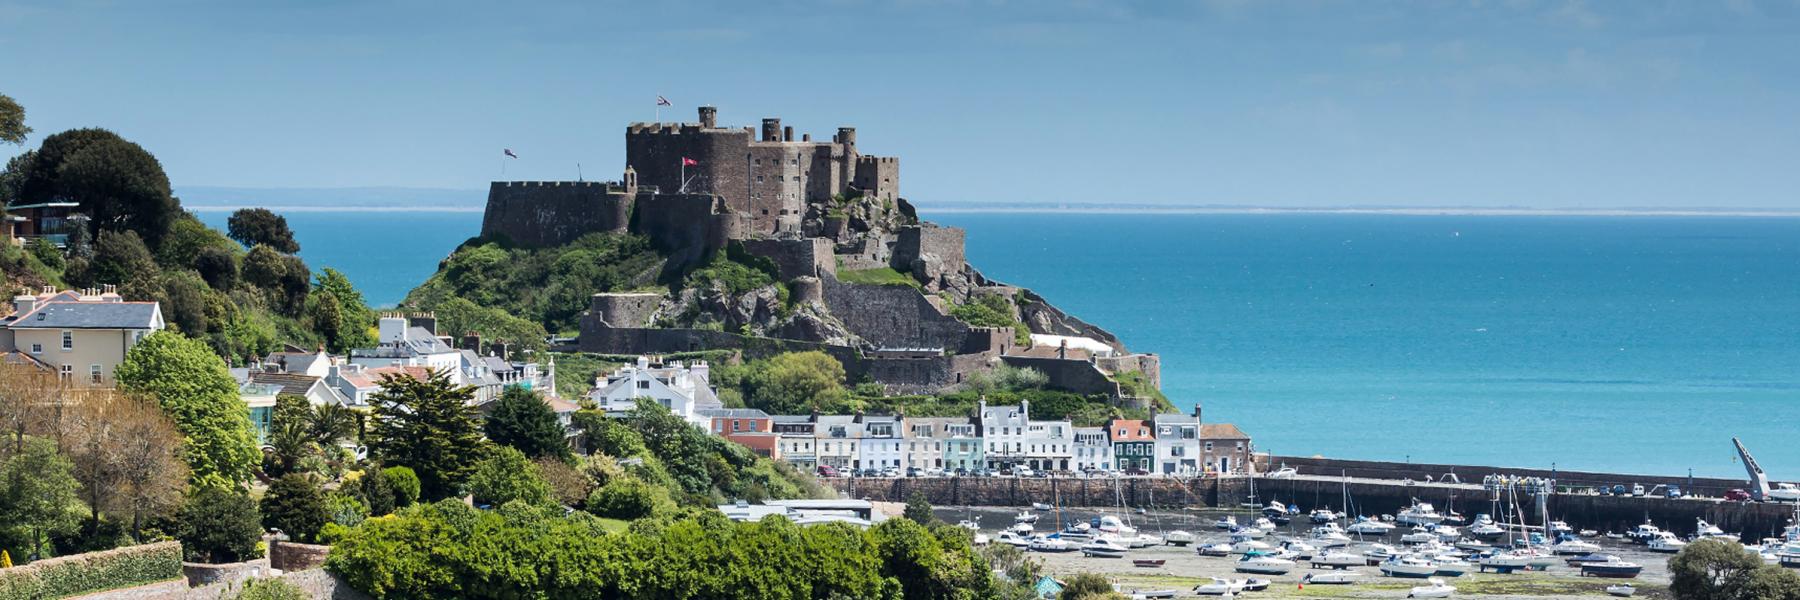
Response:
[[836, 267, 920, 289]]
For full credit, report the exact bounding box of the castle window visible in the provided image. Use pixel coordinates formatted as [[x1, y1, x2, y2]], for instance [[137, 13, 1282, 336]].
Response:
[[790, 158, 798, 165], [754, 159, 762, 165], [756, 176, 764, 183]]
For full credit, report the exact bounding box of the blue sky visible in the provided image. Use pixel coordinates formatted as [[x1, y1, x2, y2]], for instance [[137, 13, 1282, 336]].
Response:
[[3, 0, 1798, 208]]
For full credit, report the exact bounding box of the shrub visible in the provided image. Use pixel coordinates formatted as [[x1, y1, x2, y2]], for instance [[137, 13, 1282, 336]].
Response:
[[382, 466, 421, 508], [175, 486, 263, 564], [232, 577, 309, 600], [584, 477, 672, 521], [466, 446, 553, 507], [355, 469, 396, 517], [262, 474, 327, 543], [0, 541, 182, 599]]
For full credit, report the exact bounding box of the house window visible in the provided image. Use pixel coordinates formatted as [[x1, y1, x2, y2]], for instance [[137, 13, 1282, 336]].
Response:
[[732, 421, 741, 432], [61, 331, 73, 351], [1205, 442, 1214, 452], [59, 364, 72, 379], [756, 176, 764, 183], [30, 343, 42, 355], [89, 365, 102, 383], [637, 380, 650, 389]]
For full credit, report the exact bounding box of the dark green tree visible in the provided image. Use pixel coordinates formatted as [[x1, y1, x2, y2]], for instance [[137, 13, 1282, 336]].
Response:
[[0, 93, 29, 145], [29, 130, 178, 245], [366, 370, 485, 501], [584, 477, 672, 520], [381, 466, 421, 508], [114, 331, 261, 487], [355, 467, 396, 517], [903, 491, 935, 526], [241, 244, 286, 289], [743, 351, 847, 414], [1670, 538, 1800, 600], [88, 229, 157, 289], [175, 486, 262, 563], [193, 246, 238, 290], [262, 473, 327, 543], [1057, 573, 1115, 600], [27, 237, 62, 271], [226, 208, 300, 253], [159, 270, 213, 335], [484, 386, 570, 460], [0, 438, 81, 560], [265, 395, 316, 476], [466, 446, 554, 508]]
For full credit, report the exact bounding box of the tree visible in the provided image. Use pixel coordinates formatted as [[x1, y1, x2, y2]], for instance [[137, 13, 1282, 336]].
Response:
[[746, 351, 847, 413], [241, 244, 287, 289], [114, 331, 261, 486], [1057, 573, 1116, 600], [903, 491, 935, 526], [466, 446, 554, 507], [0, 93, 28, 145], [21, 130, 179, 246], [366, 370, 485, 501], [88, 229, 158, 290], [535, 456, 593, 507], [263, 474, 327, 543], [62, 389, 186, 541], [194, 246, 238, 290], [1670, 538, 1800, 600], [226, 208, 299, 253], [27, 237, 63, 271], [484, 386, 570, 460], [0, 362, 64, 454], [160, 269, 213, 335], [584, 477, 671, 520], [354, 468, 396, 517], [382, 466, 421, 508], [0, 437, 81, 560], [175, 486, 262, 564], [266, 395, 316, 476]]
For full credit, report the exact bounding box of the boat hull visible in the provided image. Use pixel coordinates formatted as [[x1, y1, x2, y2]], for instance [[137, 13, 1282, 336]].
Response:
[[1581, 565, 1644, 579]]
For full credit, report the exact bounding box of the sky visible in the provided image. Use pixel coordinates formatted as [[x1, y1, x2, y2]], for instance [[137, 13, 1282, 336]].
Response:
[[3, 0, 1799, 209]]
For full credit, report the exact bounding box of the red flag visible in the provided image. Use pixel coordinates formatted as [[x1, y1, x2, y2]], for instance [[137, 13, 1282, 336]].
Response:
[[682, 157, 698, 166], [656, 95, 672, 107], [503, 149, 518, 159]]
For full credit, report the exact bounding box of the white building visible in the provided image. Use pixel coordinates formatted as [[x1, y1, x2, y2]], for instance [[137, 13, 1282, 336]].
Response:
[[814, 415, 860, 471], [856, 415, 904, 471], [979, 400, 1029, 470], [1, 287, 163, 384], [1153, 410, 1203, 476], [771, 415, 818, 471], [348, 316, 463, 383], [588, 357, 721, 428], [1073, 426, 1113, 472], [904, 417, 965, 472], [1023, 418, 1074, 472]]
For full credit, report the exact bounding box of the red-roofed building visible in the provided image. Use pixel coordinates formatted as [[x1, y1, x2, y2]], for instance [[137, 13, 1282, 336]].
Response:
[[1107, 419, 1155, 473]]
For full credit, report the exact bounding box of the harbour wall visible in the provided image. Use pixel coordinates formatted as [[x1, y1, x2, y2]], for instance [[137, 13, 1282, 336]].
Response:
[[825, 476, 1213, 509], [1268, 455, 1753, 498]]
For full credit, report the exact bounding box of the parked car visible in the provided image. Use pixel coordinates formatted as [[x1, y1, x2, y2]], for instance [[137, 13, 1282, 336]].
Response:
[[881, 466, 902, 478], [1268, 467, 1298, 479], [1013, 466, 1037, 478], [1725, 489, 1752, 502], [1665, 486, 1682, 499], [817, 465, 840, 478], [905, 467, 921, 478], [952, 467, 968, 477], [924, 467, 946, 478], [1611, 484, 1628, 496]]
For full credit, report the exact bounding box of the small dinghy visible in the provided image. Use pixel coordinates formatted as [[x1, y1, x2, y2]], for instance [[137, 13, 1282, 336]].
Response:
[[1031, 502, 1054, 511], [1606, 584, 1636, 597], [1239, 579, 1271, 592], [1407, 577, 1456, 598], [1132, 559, 1165, 568]]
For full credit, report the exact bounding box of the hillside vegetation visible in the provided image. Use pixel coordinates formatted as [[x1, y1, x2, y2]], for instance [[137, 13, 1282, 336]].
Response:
[[402, 233, 665, 344]]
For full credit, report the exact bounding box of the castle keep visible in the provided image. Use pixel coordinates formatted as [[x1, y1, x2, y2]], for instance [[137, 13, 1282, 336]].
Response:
[[480, 106, 1161, 401]]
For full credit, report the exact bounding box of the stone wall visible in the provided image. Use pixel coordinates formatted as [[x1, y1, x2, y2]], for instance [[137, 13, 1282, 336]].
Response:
[[821, 277, 970, 350], [891, 225, 965, 288], [268, 541, 331, 572], [587, 293, 662, 328], [1000, 355, 1122, 398], [181, 558, 271, 588], [738, 237, 837, 280], [825, 476, 1211, 508], [1095, 353, 1162, 390], [480, 181, 631, 248], [82, 569, 374, 600], [629, 193, 732, 270]]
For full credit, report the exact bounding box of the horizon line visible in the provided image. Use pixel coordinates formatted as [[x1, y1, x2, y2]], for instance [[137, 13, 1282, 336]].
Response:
[[184, 204, 1800, 218]]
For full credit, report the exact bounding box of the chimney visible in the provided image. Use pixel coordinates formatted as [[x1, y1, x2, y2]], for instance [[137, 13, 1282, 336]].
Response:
[[761, 118, 781, 142], [491, 341, 511, 361], [783, 126, 794, 142], [378, 315, 407, 344], [1192, 403, 1203, 421], [802, 133, 811, 142], [13, 295, 36, 316], [408, 313, 438, 336], [1058, 339, 1068, 359], [698, 105, 717, 128], [461, 333, 481, 352]]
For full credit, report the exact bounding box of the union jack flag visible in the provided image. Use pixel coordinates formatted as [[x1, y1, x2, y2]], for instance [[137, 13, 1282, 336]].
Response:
[[656, 95, 672, 107]]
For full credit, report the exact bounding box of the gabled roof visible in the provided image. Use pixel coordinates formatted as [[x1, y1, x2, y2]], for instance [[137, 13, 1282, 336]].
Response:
[[1200, 423, 1249, 440], [366, 365, 436, 383], [1107, 419, 1154, 442], [483, 356, 515, 374], [699, 408, 770, 419], [7, 301, 161, 330], [248, 372, 324, 397], [1, 350, 52, 371]]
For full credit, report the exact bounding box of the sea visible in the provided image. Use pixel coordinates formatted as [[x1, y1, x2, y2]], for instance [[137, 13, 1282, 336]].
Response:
[[196, 209, 1800, 480]]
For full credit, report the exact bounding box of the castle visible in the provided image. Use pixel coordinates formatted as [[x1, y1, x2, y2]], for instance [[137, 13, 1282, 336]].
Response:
[[479, 106, 1163, 402]]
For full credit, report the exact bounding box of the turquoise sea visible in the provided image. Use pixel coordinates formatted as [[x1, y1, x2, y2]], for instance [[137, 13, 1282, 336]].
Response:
[[197, 209, 1800, 479]]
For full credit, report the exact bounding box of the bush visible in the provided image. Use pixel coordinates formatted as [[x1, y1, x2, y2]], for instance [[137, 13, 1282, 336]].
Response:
[[0, 541, 182, 599], [355, 469, 396, 517], [381, 466, 421, 508], [466, 446, 554, 508], [584, 477, 672, 521], [262, 474, 327, 543], [175, 486, 263, 564], [232, 577, 308, 600]]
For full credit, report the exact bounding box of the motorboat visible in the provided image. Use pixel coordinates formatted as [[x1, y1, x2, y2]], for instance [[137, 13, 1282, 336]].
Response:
[[1468, 522, 1505, 541], [1401, 529, 1439, 545], [972, 533, 990, 546], [957, 519, 980, 531], [1605, 584, 1636, 597], [1239, 578, 1271, 592], [1008, 522, 1033, 534], [1096, 515, 1138, 536], [1406, 577, 1456, 598], [1310, 550, 1365, 570], [1279, 539, 1318, 559], [1232, 526, 1266, 540], [1262, 500, 1290, 517], [1547, 521, 1573, 537], [1770, 482, 1800, 502], [1696, 519, 1737, 541], [1131, 559, 1165, 568], [1234, 552, 1296, 575], [1192, 578, 1246, 596], [1649, 531, 1688, 553], [1581, 560, 1644, 579], [1432, 556, 1472, 577], [1453, 538, 1493, 553], [1310, 508, 1340, 524], [1381, 555, 1441, 579], [1311, 527, 1354, 547], [1059, 522, 1093, 540], [1230, 538, 1272, 554], [1551, 538, 1603, 555], [1080, 537, 1129, 558], [1197, 543, 1232, 557], [1396, 500, 1446, 526], [1128, 589, 1178, 600], [1362, 543, 1401, 565], [1477, 550, 1535, 572], [1162, 530, 1195, 546], [1301, 572, 1361, 585], [996, 530, 1030, 548], [1433, 526, 1461, 542], [1031, 502, 1054, 511], [1252, 517, 1277, 532], [1625, 520, 1662, 544], [1213, 515, 1238, 530], [1348, 516, 1397, 536], [1013, 511, 1039, 524], [1028, 535, 1078, 553], [1127, 533, 1162, 549], [1565, 553, 1621, 567]]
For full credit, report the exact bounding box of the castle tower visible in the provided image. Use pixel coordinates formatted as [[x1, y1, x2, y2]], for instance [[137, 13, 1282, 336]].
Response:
[[698, 105, 717, 128], [762, 118, 782, 142], [623, 166, 638, 194]]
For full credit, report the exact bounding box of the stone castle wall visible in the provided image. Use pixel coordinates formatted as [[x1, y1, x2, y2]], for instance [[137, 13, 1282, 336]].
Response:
[[588, 293, 663, 328], [738, 237, 837, 280], [892, 225, 965, 287], [821, 277, 971, 350], [630, 193, 736, 270], [480, 181, 631, 247], [1095, 353, 1162, 390], [1000, 355, 1123, 398]]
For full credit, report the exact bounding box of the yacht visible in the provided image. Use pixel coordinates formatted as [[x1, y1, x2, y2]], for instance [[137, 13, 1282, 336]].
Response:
[[1565, 553, 1621, 567], [1031, 502, 1055, 511], [1191, 578, 1246, 596], [1606, 584, 1637, 597], [1262, 500, 1290, 517], [1096, 515, 1138, 536], [1059, 522, 1093, 540], [1234, 552, 1296, 575], [1362, 543, 1401, 565], [1467, 521, 1505, 541], [1579, 559, 1644, 579], [1648, 531, 1688, 553], [1230, 538, 1273, 554], [1396, 500, 1446, 526], [1380, 555, 1441, 579], [1477, 550, 1535, 572], [1310, 550, 1365, 570], [1080, 537, 1129, 558], [1196, 542, 1232, 557], [1432, 555, 1472, 577], [1311, 526, 1354, 547], [1127, 533, 1162, 549], [1252, 517, 1278, 532], [1401, 528, 1439, 545], [1028, 535, 1077, 553], [1547, 521, 1574, 537], [1162, 530, 1195, 546], [1301, 572, 1361, 585], [1233, 526, 1267, 540], [1407, 577, 1456, 598], [1348, 516, 1397, 536], [1310, 508, 1341, 524], [1279, 539, 1318, 560], [1453, 538, 1493, 553], [1625, 521, 1662, 544], [1213, 515, 1238, 530], [1551, 538, 1603, 555], [957, 519, 980, 531], [1433, 526, 1462, 543], [1695, 519, 1737, 542], [1770, 482, 1800, 502], [1008, 522, 1034, 534], [995, 530, 1030, 548], [1013, 511, 1039, 524]]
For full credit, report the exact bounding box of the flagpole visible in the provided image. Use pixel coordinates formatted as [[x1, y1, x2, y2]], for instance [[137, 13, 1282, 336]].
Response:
[[679, 159, 685, 194]]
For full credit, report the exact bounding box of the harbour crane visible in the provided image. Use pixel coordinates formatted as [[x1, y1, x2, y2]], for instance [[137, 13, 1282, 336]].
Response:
[[1734, 437, 1773, 501]]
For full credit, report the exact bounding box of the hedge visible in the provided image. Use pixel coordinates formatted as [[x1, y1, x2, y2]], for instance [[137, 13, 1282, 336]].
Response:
[[0, 541, 184, 600]]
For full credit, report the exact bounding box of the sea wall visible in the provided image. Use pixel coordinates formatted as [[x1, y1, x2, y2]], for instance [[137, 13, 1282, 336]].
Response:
[[825, 476, 1213, 508], [1271, 455, 1753, 498]]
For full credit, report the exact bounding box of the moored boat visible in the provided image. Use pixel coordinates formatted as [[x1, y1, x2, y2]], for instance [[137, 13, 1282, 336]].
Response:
[[1406, 577, 1456, 598], [1397, 500, 1446, 527], [1234, 552, 1296, 575], [1302, 571, 1361, 585], [1080, 537, 1129, 558], [1132, 558, 1165, 568], [1162, 530, 1195, 546], [1197, 542, 1232, 557], [1580, 560, 1645, 579], [1606, 584, 1636, 597], [1381, 555, 1441, 579], [1311, 550, 1364, 570]]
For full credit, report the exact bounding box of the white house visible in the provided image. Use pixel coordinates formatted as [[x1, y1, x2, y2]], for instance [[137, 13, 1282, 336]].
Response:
[[814, 415, 860, 471], [1153, 410, 1203, 476], [979, 400, 1030, 471], [588, 357, 720, 428], [1, 287, 163, 384], [771, 415, 818, 471], [856, 415, 904, 471], [1023, 418, 1074, 472], [1073, 426, 1113, 472], [348, 316, 463, 383]]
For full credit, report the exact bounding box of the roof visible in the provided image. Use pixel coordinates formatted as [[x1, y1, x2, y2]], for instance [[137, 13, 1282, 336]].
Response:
[[1107, 419, 1154, 442], [769, 414, 813, 423], [7, 301, 161, 330], [483, 356, 514, 373], [1154, 413, 1201, 425], [547, 397, 581, 414], [248, 372, 323, 397], [699, 408, 770, 419], [0, 351, 52, 371], [268, 350, 328, 374], [365, 365, 436, 383], [1200, 423, 1249, 440]]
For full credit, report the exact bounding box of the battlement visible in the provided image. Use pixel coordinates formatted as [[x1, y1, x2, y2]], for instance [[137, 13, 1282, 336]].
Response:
[[856, 156, 899, 164], [492, 180, 646, 193]]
